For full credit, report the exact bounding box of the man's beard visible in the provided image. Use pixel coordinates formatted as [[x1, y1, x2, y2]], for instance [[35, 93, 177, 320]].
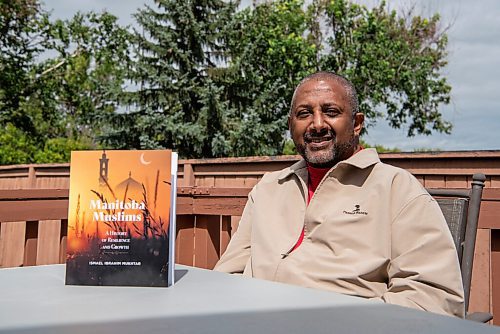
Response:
[[295, 131, 356, 168]]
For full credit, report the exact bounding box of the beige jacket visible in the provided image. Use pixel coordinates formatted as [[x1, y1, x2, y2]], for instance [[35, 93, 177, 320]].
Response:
[[214, 149, 465, 317]]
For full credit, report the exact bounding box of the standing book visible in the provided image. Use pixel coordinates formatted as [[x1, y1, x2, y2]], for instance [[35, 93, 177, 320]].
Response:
[[65, 150, 177, 287]]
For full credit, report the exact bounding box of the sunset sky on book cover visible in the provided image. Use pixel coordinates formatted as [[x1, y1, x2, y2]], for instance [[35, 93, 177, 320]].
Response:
[[65, 150, 175, 287]]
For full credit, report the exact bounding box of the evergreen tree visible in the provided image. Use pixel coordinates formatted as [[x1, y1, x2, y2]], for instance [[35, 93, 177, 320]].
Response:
[[0, 0, 455, 164], [103, 0, 237, 158]]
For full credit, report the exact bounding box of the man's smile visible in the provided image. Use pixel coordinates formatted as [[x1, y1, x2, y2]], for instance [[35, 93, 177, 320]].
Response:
[[304, 132, 335, 150]]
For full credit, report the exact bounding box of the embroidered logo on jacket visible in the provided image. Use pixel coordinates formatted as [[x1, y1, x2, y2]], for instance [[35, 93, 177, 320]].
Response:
[[343, 204, 368, 215]]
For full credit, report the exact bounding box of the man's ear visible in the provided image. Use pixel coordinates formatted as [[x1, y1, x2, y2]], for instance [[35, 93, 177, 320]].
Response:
[[287, 115, 292, 132], [353, 113, 364, 136]]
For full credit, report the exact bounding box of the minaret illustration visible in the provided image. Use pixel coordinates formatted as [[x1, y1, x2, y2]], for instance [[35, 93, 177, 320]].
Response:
[[99, 150, 109, 186]]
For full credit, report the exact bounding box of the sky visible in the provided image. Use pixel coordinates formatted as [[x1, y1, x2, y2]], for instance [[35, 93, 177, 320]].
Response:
[[42, 0, 500, 152]]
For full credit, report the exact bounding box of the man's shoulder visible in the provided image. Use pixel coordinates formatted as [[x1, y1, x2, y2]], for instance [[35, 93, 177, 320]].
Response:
[[373, 159, 411, 176], [258, 159, 306, 184], [371, 160, 429, 199], [344, 149, 418, 183], [345, 149, 427, 196], [374, 159, 419, 179]]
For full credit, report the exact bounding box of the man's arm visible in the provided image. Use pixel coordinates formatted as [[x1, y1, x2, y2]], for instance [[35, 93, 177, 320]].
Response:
[[381, 194, 465, 317], [213, 190, 254, 274]]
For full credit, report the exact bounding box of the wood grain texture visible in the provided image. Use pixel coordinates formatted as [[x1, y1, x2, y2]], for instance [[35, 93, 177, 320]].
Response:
[[194, 215, 220, 269], [445, 176, 468, 188], [176, 215, 195, 266], [0, 221, 26, 268], [182, 163, 195, 187], [468, 229, 491, 315], [220, 216, 231, 256], [24, 221, 39, 266], [491, 230, 500, 325], [478, 202, 500, 229], [424, 175, 445, 188], [36, 220, 61, 265], [0, 199, 68, 222], [2, 152, 500, 190]]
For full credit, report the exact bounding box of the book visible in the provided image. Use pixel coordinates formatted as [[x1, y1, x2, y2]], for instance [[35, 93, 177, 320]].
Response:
[[65, 150, 177, 287]]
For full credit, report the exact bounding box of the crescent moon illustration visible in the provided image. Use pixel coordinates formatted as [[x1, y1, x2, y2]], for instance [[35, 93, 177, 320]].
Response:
[[140, 153, 151, 165]]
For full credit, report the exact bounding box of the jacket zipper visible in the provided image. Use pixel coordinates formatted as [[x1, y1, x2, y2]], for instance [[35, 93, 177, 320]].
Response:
[[281, 170, 312, 259], [281, 219, 308, 259]]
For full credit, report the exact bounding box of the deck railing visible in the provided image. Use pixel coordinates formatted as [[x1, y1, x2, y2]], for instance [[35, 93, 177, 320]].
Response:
[[1, 151, 500, 324]]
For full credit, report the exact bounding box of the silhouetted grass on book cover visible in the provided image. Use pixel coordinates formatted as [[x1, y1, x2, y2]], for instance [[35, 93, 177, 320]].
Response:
[[66, 172, 170, 287]]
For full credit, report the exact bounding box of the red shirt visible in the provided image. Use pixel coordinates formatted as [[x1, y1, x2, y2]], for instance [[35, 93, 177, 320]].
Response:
[[307, 164, 331, 204], [290, 164, 330, 252]]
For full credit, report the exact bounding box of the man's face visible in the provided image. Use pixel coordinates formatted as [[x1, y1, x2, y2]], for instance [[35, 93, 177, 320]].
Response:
[[288, 79, 363, 168]]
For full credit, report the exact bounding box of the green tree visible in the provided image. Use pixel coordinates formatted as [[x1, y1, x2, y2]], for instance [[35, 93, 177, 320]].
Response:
[[359, 139, 401, 153], [39, 11, 132, 145], [1, 0, 453, 164], [313, 0, 452, 136], [102, 0, 237, 158], [0, 0, 47, 135], [151, 0, 450, 158], [0, 0, 61, 164], [0, 124, 37, 165], [224, 0, 317, 156], [34, 137, 93, 163], [0, 2, 132, 164]]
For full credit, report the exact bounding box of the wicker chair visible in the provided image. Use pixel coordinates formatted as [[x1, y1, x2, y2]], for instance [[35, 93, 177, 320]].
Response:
[[428, 173, 492, 323]]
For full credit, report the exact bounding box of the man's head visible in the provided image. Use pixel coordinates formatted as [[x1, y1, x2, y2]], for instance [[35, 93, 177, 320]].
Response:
[[288, 71, 364, 168]]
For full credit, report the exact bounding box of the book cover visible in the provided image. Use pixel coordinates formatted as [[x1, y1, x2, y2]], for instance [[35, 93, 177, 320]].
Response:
[[65, 150, 177, 287]]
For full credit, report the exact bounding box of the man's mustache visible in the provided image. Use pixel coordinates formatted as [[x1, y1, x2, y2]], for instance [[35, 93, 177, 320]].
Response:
[[304, 130, 336, 141]]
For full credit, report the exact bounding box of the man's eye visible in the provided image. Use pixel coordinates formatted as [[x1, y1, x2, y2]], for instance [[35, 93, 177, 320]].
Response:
[[296, 111, 311, 118], [324, 109, 339, 117]]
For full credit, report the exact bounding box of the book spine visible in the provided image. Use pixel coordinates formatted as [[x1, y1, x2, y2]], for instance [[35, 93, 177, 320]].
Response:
[[168, 152, 178, 287]]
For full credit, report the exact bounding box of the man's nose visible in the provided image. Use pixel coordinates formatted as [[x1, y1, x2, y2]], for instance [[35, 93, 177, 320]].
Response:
[[310, 111, 327, 132]]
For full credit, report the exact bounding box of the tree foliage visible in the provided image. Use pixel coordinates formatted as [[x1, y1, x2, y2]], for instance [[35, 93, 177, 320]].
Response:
[[223, 0, 317, 156], [100, 0, 238, 158], [0, 0, 47, 135], [39, 11, 132, 143], [0, 0, 131, 163], [314, 0, 451, 135], [1, 0, 453, 164]]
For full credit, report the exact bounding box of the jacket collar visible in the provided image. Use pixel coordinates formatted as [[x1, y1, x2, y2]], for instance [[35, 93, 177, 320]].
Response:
[[277, 148, 380, 181]]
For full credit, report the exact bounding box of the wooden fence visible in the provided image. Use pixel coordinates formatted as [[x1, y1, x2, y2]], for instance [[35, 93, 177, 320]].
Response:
[[1, 151, 500, 324]]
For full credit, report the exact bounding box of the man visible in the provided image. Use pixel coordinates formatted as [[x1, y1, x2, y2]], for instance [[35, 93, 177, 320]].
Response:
[[214, 71, 465, 317]]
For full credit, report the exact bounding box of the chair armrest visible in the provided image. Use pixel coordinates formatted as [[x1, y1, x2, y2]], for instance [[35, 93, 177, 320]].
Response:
[[465, 312, 493, 323]]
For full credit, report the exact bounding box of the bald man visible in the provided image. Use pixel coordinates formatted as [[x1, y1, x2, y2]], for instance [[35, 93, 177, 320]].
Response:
[[215, 71, 465, 318]]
